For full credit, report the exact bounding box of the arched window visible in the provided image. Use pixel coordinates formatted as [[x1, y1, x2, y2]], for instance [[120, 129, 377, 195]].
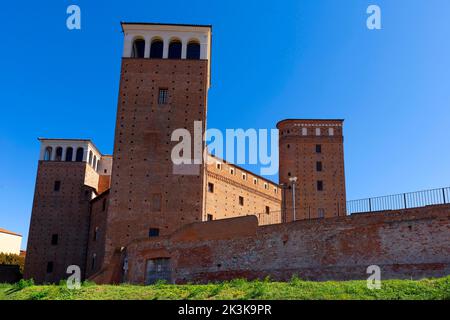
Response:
[[131, 38, 145, 58], [65, 147, 73, 162], [44, 147, 52, 161], [89, 151, 93, 166], [93, 155, 97, 170], [186, 41, 201, 60], [55, 147, 63, 161], [96, 159, 100, 172], [76, 147, 84, 162], [150, 39, 163, 59], [168, 40, 182, 59]]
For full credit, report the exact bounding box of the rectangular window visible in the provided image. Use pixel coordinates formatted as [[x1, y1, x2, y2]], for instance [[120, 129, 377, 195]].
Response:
[[328, 128, 334, 136], [316, 144, 322, 153], [152, 194, 162, 211], [93, 227, 99, 241], [317, 180, 324, 191], [158, 88, 168, 105], [253, 178, 258, 185], [239, 196, 244, 206], [208, 182, 214, 193], [216, 163, 222, 170], [207, 214, 213, 221], [242, 173, 247, 180], [51, 234, 58, 245], [54, 181, 61, 192], [316, 161, 323, 172], [46, 261, 54, 273], [265, 206, 270, 214], [318, 208, 325, 219], [230, 168, 235, 175], [149, 228, 160, 237]]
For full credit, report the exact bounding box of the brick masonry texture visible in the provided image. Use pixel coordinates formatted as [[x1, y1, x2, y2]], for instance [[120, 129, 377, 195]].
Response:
[[278, 119, 346, 221], [102, 58, 209, 268], [113, 204, 450, 284]]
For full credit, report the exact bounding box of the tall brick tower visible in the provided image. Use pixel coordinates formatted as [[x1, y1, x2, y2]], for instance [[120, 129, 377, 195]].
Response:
[[102, 23, 212, 267], [277, 119, 346, 221], [24, 139, 111, 283]]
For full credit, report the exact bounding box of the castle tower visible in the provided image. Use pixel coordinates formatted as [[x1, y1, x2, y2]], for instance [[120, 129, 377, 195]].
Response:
[[102, 23, 212, 267], [277, 119, 346, 221], [24, 139, 111, 283]]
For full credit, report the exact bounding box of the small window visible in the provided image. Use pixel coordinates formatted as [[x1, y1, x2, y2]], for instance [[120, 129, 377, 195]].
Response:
[[216, 163, 222, 170], [168, 40, 182, 59], [75, 147, 84, 162], [207, 214, 213, 221], [239, 196, 244, 206], [131, 38, 145, 58], [46, 261, 54, 273], [55, 147, 63, 161], [253, 178, 258, 185], [274, 188, 278, 194], [264, 183, 269, 190], [315, 128, 321, 136], [88, 151, 93, 166], [208, 183, 214, 193], [230, 168, 235, 175], [65, 147, 73, 162], [91, 254, 97, 269], [93, 227, 99, 241], [187, 41, 201, 60], [158, 88, 168, 105], [317, 181, 324, 191], [149, 228, 160, 237], [54, 181, 61, 192], [150, 39, 163, 59], [242, 173, 247, 180], [328, 128, 334, 136], [51, 234, 58, 245], [316, 161, 323, 172], [265, 206, 270, 214], [316, 144, 322, 153], [44, 147, 52, 161], [302, 128, 308, 136], [318, 208, 325, 219], [93, 155, 97, 169]]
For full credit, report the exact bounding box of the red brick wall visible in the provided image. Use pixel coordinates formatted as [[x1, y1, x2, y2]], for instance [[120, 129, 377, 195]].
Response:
[[103, 58, 209, 267], [278, 120, 346, 221], [124, 204, 450, 284], [24, 161, 95, 283]]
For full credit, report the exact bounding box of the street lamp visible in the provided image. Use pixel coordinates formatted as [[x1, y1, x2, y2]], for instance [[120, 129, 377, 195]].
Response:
[[289, 177, 298, 221]]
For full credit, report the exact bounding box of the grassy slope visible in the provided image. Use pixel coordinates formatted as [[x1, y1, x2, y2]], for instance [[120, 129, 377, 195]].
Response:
[[1, 277, 449, 300]]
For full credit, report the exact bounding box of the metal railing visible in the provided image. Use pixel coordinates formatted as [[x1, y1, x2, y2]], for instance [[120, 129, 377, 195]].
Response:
[[346, 187, 450, 215]]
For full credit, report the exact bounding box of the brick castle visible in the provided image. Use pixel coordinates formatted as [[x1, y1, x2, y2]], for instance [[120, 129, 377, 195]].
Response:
[[24, 23, 450, 284]]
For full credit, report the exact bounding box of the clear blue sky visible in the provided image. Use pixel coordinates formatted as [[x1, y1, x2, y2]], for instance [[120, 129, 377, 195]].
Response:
[[1, 0, 449, 248]]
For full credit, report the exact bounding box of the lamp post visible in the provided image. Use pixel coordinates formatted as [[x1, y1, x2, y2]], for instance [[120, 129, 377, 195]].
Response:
[[289, 177, 298, 221]]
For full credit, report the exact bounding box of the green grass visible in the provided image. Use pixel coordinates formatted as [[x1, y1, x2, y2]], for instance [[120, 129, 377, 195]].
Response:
[[1, 276, 449, 300]]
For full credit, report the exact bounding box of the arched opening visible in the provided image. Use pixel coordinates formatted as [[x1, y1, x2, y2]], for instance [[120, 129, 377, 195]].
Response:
[[93, 155, 97, 170], [65, 147, 73, 162], [150, 39, 163, 59], [96, 159, 100, 172], [131, 38, 145, 58], [186, 41, 201, 60], [55, 147, 63, 161], [168, 40, 182, 59], [88, 151, 93, 166], [44, 147, 52, 161], [76, 147, 84, 162]]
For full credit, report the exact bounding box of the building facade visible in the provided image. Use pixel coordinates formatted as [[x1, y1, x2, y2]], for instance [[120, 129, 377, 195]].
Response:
[[0, 228, 22, 255], [24, 22, 347, 284]]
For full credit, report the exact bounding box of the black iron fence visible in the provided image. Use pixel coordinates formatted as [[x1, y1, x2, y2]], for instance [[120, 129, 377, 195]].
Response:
[[346, 187, 450, 215]]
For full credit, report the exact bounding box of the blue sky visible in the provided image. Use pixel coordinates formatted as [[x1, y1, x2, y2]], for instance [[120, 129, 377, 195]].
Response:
[[1, 0, 449, 248]]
